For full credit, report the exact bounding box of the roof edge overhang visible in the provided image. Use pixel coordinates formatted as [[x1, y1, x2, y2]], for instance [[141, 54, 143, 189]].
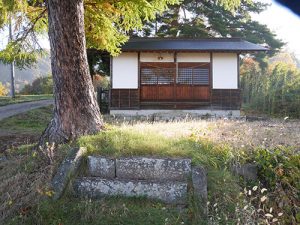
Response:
[[122, 49, 268, 53], [120, 37, 269, 53]]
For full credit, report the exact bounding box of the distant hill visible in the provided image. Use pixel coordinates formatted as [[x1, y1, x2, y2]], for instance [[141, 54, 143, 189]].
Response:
[[0, 56, 51, 92]]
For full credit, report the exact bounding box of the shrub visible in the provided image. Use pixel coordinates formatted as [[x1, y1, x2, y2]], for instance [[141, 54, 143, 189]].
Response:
[[93, 74, 110, 90], [254, 147, 300, 224], [20, 76, 53, 95], [0, 82, 9, 96]]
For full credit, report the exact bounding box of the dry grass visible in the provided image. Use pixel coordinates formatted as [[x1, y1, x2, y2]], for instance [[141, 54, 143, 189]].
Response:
[[109, 118, 300, 150], [0, 145, 68, 223]]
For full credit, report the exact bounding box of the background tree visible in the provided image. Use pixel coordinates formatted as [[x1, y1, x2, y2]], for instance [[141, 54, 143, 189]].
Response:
[[134, 0, 283, 69], [241, 59, 300, 117], [86, 49, 110, 77], [20, 76, 53, 95], [0, 0, 48, 67]]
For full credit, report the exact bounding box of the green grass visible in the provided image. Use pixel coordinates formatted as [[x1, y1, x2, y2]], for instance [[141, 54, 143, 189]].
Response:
[[78, 127, 235, 169], [0, 94, 53, 106], [0, 106, 53, 133], [8, 197, 188, 225]]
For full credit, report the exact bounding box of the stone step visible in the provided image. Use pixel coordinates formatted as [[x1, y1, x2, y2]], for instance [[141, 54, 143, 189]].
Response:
[[73, 177, 188, 204], [88, 156, 115, 178], [88, 156, 192, 181]]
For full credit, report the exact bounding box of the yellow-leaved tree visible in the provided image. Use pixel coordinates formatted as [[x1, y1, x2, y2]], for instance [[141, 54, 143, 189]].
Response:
[[0, 82, 8, 96]]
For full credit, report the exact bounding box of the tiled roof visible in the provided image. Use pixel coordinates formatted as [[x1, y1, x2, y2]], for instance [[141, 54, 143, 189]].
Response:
[[122, 38, 268, 52]]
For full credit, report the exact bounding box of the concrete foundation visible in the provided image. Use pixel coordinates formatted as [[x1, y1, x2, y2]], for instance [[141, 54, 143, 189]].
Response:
[[110, 109, 240, 117]]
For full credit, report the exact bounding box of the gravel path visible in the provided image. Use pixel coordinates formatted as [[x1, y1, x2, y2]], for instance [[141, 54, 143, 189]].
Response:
[[0, 100, 54, 121]]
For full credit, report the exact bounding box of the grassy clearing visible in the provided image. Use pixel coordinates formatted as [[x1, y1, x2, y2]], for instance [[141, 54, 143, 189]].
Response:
[[1, 113, 299, 224], [0, 106, 52, 134], [0, 94, 53, 106], [0, 106, 52, 153]]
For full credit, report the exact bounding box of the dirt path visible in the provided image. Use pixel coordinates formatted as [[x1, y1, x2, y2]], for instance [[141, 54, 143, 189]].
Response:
[[0, 100, 54, 121]]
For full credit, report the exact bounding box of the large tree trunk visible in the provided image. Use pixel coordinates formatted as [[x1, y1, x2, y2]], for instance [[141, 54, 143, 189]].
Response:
[[39, 0, 103, 148]]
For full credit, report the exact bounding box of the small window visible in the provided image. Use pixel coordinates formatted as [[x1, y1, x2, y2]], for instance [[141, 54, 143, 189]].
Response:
[[157, 68, 175, 84], [141, 63, 175, 85], [177, 63, 209, 85], [141, 68, 157, 84], [193, 68, 209, 85], [177, 68, 193, 84]]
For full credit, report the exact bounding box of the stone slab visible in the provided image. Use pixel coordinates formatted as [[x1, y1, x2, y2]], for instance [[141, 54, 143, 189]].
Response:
[[51, 147, 87, 200], [116, 157, 191, 181], [73, 177, 188, 204], [88, 156, 115, 178], [192, 166, 207, 200]]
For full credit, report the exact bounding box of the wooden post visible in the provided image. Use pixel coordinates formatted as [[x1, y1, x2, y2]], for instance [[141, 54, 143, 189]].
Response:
[[9, 17, 15, 98], [174, 52, 177, 108]]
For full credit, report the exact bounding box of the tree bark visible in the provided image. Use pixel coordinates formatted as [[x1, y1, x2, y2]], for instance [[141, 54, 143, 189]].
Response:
[[39, 0, 103, 148]]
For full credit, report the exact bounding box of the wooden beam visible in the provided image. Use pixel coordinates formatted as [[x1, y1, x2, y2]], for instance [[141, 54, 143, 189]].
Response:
[[210, 52, 213, 109], [109, 55, 113, 109], [174, 52, 177, 106], [237, 53, 240, 89], [138, 52, 141, 109]]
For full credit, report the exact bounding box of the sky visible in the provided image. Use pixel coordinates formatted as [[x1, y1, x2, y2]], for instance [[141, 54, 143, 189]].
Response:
[[251, 0, 300, 59], [1, 0, 300, 59]]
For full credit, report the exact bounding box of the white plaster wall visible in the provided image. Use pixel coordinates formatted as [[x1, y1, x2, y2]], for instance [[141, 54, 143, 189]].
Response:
[[177, 53, 210, 62], [212, 53, 238, 89], [140, 52, 174, 62], [112, 52, 138, 89]]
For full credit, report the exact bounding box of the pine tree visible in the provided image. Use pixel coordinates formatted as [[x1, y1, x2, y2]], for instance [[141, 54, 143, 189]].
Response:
[[145, 0, 284, 59]]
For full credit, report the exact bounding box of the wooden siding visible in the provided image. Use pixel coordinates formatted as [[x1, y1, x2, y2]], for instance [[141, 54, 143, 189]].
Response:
[[111, 88, 241, 110], [211, 89, 241, 110], [176, 85, 210, 101], [140, 85, 210, 102], [110, 89, 139, 109]]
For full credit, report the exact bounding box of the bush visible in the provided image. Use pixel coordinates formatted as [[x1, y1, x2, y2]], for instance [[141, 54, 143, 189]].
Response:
[[0, 82, 9, 96], [20, 76, 53, 95], [93, 74, 110, 90], [253, 147, 300, 224]]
